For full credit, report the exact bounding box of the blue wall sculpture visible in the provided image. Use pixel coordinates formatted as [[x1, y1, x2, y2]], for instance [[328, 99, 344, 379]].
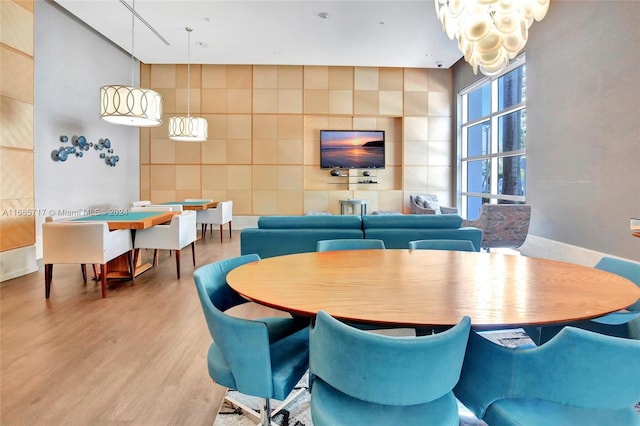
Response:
[[52, 135, 120, 167]]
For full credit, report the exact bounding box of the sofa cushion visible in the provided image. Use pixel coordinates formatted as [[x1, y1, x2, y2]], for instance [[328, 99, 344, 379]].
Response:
[[241, 229, 364, 258], [258, 215, 362, 230], [363, 214, 463, 229]]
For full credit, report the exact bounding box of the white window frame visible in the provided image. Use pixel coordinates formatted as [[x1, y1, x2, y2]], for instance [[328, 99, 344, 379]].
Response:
[[457, 55, 527, 219]]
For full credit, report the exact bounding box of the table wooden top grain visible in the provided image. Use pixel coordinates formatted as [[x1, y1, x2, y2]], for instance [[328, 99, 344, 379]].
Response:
[[226, 250, 640, 328], [160, 201, 219, 211], [73, 211, 177, 230]]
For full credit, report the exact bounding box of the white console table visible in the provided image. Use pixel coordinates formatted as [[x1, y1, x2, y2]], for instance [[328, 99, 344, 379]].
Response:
[[340, 199, 367, 216]]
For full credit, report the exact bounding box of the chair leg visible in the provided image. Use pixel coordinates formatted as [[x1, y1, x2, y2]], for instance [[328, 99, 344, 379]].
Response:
[[132, 249, 140, 279], [127, 251, 135, 280], [92, 264, 99, 280], [100, 264, 107, 298], [191, 241, 196, 266], [45, 264, 53, 299], [223, 387, 305, 426], [228, 221, 232, 239], [200, 223, 206, 240], [152, 249, 159, 267], [175, 250, 181, 279], [219, 224, 223, 243], [80, 264, 87, 282], [260, 398, 271, 426], [270, 387, 306, 419]]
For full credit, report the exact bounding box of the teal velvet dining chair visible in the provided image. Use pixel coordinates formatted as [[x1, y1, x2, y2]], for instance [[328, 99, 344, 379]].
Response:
[[408, 239, 477, 252], [524, 256, 640, 344], [316, 239, 385, 252], [578, 257, 640, 338], [309, 310, 471, 426], [193, 254, 310, 425], [454, 327, 640, 425]]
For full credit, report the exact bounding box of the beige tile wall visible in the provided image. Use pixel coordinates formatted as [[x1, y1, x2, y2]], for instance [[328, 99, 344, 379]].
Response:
[[0, 0, 35, 251], [141, 64, 453, 215]]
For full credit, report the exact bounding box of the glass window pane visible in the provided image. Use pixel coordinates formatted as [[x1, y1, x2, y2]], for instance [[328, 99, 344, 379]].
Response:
[[466, 159, 490, 194], [466, 197, 489, 220], [467, 83, 491, 122], [497, 110, 526, 153], [460, 60, 526, 217], [466, 121, 490, 157], [497, 155, 526, 196], [498, 65, 525, 110]]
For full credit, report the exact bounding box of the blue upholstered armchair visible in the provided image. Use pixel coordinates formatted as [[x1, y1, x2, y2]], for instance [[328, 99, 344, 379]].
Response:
[[454, 328, 640, 425], [309, 311, 471, 426], [193, 255, 310, 425]]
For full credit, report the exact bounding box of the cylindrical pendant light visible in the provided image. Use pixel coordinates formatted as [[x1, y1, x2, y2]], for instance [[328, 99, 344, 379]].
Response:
[[168, 27, 208, 142], [100, 0, 162, 127]]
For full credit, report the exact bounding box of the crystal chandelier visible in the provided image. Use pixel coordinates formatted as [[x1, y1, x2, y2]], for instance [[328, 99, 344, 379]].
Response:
[[100, 0, 162, 127], [168, 27, 208, 142], [434, 0, 550, 76]]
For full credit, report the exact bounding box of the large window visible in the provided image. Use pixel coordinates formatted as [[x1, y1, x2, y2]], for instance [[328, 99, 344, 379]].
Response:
[[459, 57, 527, 219]]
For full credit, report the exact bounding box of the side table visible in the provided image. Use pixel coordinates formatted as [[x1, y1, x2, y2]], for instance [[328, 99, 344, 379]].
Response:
[[340, 199, 367, 216]]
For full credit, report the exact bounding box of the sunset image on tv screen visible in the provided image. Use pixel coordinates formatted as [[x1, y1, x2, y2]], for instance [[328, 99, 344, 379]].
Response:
[[320, 130, 384, 169]]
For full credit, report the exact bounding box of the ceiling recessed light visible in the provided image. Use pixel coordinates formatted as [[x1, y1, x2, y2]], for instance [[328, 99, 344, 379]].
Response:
[[318, 12, 329, 19]]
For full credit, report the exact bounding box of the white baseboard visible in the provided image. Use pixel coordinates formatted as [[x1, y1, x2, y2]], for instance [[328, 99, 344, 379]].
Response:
[[0, 245, 38, 282], [231, 215, 259, 230], [519, 234, 635, 267]]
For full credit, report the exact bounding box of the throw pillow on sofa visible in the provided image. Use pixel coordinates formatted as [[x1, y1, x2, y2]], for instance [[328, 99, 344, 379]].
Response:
[[413, 195, 441, 214]]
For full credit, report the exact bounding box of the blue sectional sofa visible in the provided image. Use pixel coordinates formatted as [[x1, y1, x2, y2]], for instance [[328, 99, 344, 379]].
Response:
[[240, 214, 483, 258]]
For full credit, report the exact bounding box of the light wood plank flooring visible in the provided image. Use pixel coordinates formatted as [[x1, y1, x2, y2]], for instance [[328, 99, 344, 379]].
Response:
[[1, 232, 285, 425]]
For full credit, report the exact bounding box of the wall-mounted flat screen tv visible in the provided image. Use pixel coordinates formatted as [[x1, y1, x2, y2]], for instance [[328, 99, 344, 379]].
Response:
[[320, 130, 385, 169]]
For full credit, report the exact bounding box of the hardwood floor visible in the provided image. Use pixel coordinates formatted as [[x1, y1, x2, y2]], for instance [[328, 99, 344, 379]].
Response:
[[0, 232, 285, 425]]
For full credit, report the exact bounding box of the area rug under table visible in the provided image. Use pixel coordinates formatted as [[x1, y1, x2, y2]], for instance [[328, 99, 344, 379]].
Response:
[[214, 373, 311, 426], [213, 377, 485, 426]]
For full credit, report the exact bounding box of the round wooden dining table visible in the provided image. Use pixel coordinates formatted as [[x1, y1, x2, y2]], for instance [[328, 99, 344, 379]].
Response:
[[226, 250, 640, 328]]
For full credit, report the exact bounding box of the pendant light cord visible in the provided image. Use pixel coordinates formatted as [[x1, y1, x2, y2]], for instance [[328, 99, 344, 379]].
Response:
[[186, 27, 192, 117], [131, 0, 135, 87]]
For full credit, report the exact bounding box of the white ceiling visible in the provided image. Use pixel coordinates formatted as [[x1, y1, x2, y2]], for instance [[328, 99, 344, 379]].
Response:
[[54, 0, 463, 69]]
